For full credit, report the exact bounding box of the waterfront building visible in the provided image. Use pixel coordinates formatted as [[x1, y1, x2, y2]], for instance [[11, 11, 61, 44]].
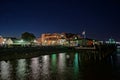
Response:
[[105, 38, 116, 44], [0, 33, 101, 47], [36, 37, 42, 45], [5, 38, 13, 46], [38, 33, 82, 46], [41, 33, 61, 45], [4, 37, 30, 47], [0, 36, 4, 46]]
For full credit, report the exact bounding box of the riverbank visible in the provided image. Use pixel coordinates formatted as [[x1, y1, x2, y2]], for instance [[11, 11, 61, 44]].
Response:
[[0, 45, 116, 61], [0, 46, 75, 54], [0, 46, 74, 61]]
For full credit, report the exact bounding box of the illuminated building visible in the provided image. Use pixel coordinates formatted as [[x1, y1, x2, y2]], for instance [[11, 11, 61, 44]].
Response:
[[0, 36, 4, 46], [37, 33, 82, 46], [37, 33, 67, 46], [3, 37, 30, 46], [105, 38, 116, 44], [5, 38, 13, 46], [40, 33, 65, 45]]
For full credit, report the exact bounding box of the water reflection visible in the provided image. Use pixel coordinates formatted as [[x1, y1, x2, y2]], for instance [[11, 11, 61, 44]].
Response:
[[42, 55, 50, 79], [30, 57, 40, 80], [58, 53, 66, 80], [16, 59, 27, 80], [0, 50, 119, 80], [74, 53, 81, 80], [74, 53, 79, 74], [51, 54, 57, 73], [0, 61, 12, 80], [66, 53, 75, 67], [58, 53, 66, 72]]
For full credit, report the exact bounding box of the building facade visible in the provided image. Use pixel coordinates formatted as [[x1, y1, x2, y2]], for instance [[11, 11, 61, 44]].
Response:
[[37, 33, 82, 46], [0, 36, 4, 46]]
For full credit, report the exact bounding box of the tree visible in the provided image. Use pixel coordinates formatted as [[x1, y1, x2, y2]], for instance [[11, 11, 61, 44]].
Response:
[[21, 32, 36, 42], [65, 33, 74, 46]]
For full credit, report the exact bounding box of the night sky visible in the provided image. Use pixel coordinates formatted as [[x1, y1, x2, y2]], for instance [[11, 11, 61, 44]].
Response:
[[0, 0, 120, 41]]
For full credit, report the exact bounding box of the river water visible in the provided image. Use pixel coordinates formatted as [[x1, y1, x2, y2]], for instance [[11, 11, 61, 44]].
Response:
[[0, 49, 120, 80]]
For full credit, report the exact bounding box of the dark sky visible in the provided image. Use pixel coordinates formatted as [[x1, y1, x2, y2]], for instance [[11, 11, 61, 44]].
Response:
[[0, 0, 120, 41]]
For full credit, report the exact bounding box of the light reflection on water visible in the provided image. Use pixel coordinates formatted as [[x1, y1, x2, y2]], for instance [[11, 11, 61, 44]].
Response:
[[16, 59, 27, 80], [58, 53, 66, 72], [0, 61, 12, 80], [58, 53, 66, 80], [42, 55, 50, 79], [51, 54, 57, 73], [0, 51, 119, 80], [30, 57, 40, 80], [74, 53, 79, 76]]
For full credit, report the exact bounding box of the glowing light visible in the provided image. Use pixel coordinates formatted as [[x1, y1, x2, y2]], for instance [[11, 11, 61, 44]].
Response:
[[42, 55, 50, 76], [18, 39, 24, 43], [16, 59, 27, 80], [74, 53, 79, 77], [58, 53, 66, 72], [1, 61, 11, 80], [31, 57, 40, 80], [51, 54, 57, 72]]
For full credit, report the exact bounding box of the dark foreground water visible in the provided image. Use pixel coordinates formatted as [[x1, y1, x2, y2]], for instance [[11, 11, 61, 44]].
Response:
[[0, 49, 120, 80]]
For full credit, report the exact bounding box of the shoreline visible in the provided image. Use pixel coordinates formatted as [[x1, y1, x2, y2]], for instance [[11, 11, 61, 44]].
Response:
[[0, 45, 116, 61]]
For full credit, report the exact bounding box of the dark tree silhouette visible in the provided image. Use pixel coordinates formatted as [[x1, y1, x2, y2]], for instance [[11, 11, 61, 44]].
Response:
[[21, 32, 36, 42], [65, 33, 75, 46]]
